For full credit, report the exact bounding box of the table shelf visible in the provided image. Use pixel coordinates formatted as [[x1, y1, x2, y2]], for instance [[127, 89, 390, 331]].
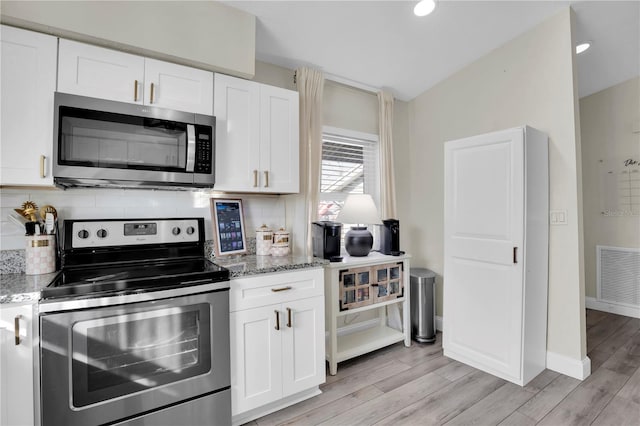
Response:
[[324, 253, 411, 375]]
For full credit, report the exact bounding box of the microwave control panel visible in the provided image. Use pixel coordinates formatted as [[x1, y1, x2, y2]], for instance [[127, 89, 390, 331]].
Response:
[[194, 126, 213, 174]]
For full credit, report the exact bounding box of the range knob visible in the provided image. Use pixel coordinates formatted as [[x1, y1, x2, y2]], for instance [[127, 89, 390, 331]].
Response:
[[78, 229, 89, 239], [186, 226, 195, 235], [172, 227, 181, 236], [97, 229, 108, 239]]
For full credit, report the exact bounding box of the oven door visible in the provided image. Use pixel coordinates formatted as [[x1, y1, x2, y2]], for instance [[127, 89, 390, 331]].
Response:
[[40, 289, 229, 426]]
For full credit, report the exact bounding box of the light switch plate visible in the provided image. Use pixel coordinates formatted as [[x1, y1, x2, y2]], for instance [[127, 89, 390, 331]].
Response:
[[550, 210, 568, 225]]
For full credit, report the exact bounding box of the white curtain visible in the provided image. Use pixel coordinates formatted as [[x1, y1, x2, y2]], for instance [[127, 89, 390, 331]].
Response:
[[378, 90, 397, 219], [295, 67, 325, 254]]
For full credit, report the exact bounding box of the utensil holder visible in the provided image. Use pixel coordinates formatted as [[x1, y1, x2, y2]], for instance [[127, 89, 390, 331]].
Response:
[[25, 235, 56, 275]]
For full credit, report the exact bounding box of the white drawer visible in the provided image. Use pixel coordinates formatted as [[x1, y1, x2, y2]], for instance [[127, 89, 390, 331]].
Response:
[[229, 268, 324, 312]]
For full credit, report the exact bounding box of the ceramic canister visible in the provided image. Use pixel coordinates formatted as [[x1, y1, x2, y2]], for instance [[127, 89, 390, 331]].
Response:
[[270, 228, 290, 257], [256, 224, 273, 256], [25, 234, 56, 275]]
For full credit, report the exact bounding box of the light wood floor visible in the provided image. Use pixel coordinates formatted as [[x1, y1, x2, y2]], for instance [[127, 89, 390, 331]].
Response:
[[250, 309, 640, 426]]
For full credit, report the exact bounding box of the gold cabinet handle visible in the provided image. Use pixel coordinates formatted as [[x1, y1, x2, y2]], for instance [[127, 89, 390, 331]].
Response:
[[134, 79, 139, 101], [274, 310, 280, 331], [253, 170, 258, 187], [271, 286, 292, 293], [39, 155, 46, 178], [149, 82, 155, 104], [286, 307, 292, 328], [14, 315, 22, 346], [264, 171, 269, 188]]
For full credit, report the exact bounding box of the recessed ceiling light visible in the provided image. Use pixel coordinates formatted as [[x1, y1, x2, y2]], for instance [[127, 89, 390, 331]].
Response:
[[414, 0, 436, 17], [576, 42, 591, 54]]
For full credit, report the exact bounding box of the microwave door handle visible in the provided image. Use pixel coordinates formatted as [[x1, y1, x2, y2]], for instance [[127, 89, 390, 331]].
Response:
[[186, 124, 196, 172]]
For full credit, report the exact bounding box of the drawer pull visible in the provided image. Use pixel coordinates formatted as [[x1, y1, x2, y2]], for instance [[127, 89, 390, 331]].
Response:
[[271, 286, 292, 293], [253, 170, 258, 187], [134, 79, 139, 101], [14, 315, 22, 346], [286, 307, 292, 328], [274, 310, 280, 331], [264, 170, 269, 188]]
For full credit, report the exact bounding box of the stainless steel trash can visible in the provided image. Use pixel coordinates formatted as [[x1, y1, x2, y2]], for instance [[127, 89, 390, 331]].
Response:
[[410, 268, 436, 343]]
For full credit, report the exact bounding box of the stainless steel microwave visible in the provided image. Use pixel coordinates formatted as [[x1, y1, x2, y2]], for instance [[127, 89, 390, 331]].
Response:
[[53, 92, 215, 189]]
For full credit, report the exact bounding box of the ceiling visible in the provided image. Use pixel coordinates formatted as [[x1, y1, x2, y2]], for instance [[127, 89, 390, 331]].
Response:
[[223, 1, 639, 101]]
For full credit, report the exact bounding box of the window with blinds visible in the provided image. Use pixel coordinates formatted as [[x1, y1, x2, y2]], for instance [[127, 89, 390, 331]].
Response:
[[318, 129, 380, 222]]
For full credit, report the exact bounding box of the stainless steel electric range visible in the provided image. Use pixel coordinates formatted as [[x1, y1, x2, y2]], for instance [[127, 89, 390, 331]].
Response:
[[39, 217, 231, 426]]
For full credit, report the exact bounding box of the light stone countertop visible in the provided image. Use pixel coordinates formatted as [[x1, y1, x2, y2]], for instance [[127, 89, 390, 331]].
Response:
[[0, 272, 60, 305], [0, 256, 327, 304], [212, 255, 327, 278]]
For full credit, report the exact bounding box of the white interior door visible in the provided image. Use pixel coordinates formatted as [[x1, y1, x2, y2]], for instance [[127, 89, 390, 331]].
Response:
[[443, 128, 525, 381]]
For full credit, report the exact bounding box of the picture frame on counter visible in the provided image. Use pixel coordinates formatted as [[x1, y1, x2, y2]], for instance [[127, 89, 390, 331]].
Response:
[[211, 198, 247, 257]]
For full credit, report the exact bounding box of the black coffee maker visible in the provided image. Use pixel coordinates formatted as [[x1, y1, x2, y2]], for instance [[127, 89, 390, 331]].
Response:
[[312, 221, 342, 260], [379, 219, 401, 255]]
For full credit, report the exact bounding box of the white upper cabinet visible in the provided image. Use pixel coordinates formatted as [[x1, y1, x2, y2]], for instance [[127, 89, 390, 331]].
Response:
[[259, 84, 300, 193], [58, 39, 144, 104], [0, 25, 57, 186], [214, 73, 299, 193], [213, 74, 260, 191], [58, 40, 213, 115], [144, 58, 213, 115]]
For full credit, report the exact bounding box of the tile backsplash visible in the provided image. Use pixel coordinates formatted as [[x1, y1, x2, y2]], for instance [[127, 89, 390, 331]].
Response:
[[1, 188, 286, 251]]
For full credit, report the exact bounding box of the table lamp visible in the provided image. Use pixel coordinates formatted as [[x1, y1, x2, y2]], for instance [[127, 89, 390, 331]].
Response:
[[336, 194, 382, 256]]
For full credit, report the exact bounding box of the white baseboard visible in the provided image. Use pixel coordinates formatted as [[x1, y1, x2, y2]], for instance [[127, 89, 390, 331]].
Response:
[[585, 297, 640, 319], [232, 387, 321, 426], [546, 351, 591, 380]]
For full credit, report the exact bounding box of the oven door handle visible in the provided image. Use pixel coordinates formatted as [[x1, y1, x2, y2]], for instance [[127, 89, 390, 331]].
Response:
[[186, 124, 196, 172]]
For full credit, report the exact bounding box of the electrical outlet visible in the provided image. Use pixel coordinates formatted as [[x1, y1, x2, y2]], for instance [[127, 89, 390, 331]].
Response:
[[550, 210, 568, 225]]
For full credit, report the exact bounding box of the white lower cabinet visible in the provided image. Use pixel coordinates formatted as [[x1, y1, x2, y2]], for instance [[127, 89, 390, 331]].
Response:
[[0, 303, 36, 426], [229, 269, 325, 424]]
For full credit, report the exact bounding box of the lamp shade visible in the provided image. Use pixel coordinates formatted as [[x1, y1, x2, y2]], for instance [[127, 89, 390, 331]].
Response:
[[336, 194, 382, 225]]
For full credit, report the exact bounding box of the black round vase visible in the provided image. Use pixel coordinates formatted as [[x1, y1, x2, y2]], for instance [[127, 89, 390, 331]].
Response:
[[345, 226, 373, 257]]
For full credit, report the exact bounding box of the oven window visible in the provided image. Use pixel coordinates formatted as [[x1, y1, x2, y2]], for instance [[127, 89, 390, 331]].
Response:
[[71, 304, 211, 407], [59, 106, 187, 171]]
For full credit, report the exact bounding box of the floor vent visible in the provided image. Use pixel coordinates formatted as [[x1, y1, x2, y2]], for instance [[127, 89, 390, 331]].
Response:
[[596, 246, 640, 312]]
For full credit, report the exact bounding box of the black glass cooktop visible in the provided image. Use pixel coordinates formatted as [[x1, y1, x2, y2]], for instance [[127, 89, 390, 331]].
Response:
[[42, 257, 229, 300]]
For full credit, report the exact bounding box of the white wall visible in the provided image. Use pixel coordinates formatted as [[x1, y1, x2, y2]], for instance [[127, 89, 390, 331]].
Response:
[[0, 188, 285, 250], [0, 1, 256, 78], [580, 76, 640, 299], [403, 8, 586, 362]]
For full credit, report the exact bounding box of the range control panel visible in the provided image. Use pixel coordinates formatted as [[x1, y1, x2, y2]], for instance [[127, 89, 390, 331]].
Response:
[[69, 219, 201, 248]]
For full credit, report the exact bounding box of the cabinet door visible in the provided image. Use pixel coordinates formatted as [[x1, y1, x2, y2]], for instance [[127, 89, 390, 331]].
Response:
[[443, 128, 525, 381], [259, 85, 300, 193], [58, 39, 144, 104], [230, 304, 282, 415], [0, 26, 57, 186], [281, 296, 325, 396], [144, 58, 213, 115], [0, 304, 35, 426], [213, 74, 260, 192]]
